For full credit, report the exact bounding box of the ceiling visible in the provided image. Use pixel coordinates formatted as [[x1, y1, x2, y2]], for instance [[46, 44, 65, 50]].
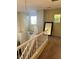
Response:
[[17, 0, 61, 12]]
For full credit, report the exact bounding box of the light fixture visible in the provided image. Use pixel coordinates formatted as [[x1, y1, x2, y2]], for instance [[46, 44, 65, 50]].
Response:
[[51, 0, 58, 1]]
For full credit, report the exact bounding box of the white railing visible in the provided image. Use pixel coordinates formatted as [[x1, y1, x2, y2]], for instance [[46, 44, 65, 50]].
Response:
[[17, 30, 48, 59]]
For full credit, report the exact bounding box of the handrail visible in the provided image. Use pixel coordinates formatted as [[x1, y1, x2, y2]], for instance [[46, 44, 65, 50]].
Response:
[[25, 39, 35, 59], [17, 30, 47, 50], [30, 38, 48, 59], [17, 30, 48, 59], [20, 40, 31, 59], [17, 41, 28, 50]]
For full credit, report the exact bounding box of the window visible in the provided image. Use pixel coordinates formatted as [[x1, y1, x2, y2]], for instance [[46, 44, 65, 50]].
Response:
[[54, 14, 61, 23], [31, 16, 37, 25]]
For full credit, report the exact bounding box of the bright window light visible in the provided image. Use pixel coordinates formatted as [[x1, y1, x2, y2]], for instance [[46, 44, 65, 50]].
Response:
[[54, 14, 61, 23], [31, 16, 37, 24]]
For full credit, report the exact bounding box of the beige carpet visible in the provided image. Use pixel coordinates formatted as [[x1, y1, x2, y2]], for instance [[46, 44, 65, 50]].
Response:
[[38, 36, 61, 59]]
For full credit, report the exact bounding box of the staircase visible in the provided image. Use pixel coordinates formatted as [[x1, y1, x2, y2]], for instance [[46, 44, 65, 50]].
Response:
[[17, 31, 48, 59]]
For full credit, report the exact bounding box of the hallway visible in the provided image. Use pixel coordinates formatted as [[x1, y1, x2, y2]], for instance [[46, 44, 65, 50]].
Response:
[[38, 36, 61, 59]]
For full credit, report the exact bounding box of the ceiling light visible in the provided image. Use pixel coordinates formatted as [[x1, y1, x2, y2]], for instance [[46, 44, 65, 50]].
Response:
[[51, 0, 58, 1]]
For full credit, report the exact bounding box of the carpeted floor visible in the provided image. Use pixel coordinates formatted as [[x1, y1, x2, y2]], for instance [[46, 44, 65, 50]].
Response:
[[38, 36, 61, 59]]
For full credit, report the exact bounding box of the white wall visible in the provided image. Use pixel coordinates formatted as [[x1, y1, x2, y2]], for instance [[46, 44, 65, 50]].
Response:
[[17, 12, 29, 43], [37, 10, 44, 33]]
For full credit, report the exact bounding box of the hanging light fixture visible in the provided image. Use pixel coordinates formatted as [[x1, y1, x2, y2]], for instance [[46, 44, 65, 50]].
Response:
[[51, 0, 58, 1]]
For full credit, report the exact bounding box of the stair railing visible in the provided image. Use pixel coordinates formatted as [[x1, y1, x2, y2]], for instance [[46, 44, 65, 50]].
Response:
[[17, 30, 48, 59]]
